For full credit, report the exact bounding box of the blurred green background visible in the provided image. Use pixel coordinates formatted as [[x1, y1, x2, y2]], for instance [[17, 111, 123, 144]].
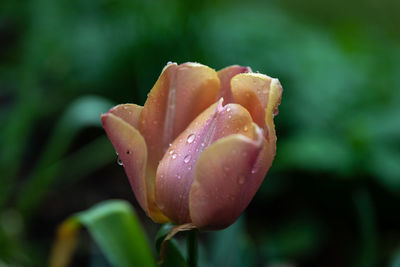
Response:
[[1, 0, 400, 266]]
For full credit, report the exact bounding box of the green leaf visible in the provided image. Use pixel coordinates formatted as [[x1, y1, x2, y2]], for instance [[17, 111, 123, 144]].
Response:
[[208, 217, 255, 267], [50, 200, 156, 267], [155, 223, 175, 252], [163, 239, 188, 267], [155, 223, 188, 267]]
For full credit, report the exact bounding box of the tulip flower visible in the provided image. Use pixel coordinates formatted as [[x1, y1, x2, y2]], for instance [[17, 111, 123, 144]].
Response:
[[101, 62, 282, 230]]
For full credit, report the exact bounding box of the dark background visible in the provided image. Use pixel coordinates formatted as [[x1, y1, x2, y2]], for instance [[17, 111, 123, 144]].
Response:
[[1, 0, 400, 266]]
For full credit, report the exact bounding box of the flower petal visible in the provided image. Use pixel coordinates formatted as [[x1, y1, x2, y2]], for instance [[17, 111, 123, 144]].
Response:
[[101, 110, 169, 223], [217, 65, 251, 104], [139, 62, 220, 168], [155, 99, 256, 224], [265, 78, 283, 141], [101, 113, 148, 215], [108, 104, 143, 129], [231, 73, 274, 129], [189, 124, 272, 230]]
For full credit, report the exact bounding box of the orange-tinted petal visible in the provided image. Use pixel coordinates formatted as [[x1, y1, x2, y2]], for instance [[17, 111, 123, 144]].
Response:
[[189, 124, 269, 230], [102, 105, 169, 223], [139, 62, 220, 168], [265, 78, 283, 142], [108, 104, 143, 129], [155, 99, 256, 224], [231, 73, 274, 129], [217, 65, 251, 104], [101, 113, 148, 215]]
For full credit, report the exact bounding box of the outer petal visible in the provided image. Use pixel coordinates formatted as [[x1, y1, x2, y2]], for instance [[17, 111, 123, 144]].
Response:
[[155, 99, 256, 224], [265, 78, 283, 141], [108, 104, 142, 128], [139, 62, 220, 168], [189, 124, 270, 230], [231, 73, 273, 130], [217, 65, 251, 104], [101, 112, 148, 215], [101, 105, 169, 222]]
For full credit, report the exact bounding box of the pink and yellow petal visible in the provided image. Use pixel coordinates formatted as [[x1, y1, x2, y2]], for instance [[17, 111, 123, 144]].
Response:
[[188, 124, 266, 230], [139, 62, 220, 168], [155, 99, 256, 224], [108, 104, 142, 129], [265, 78, 283, 141], [217, 65, 251, 104], [101, 113, 149, 215]]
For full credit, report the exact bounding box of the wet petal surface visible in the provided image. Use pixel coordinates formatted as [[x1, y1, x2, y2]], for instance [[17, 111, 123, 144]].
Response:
[[155, 99, 256, 224], [139, 62, 220, 168], [189, 124, 268, 230]]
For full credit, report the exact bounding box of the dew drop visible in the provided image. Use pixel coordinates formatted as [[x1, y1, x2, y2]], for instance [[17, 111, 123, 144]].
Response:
[[184, 154, 191, 163], [176, 174, 181, 179], [201, 142, 205, 147], [243, 125, 248, 132], [187, 134, 195, 144], [169, 143, 172, 147], [228, 115, 232, 119], [169, 149, 174, 155], [117, 157, 123, 166], [238, 176, 245, 184], [188, 166, 192, 170], [226, 106, 231, 112], [172, 153, 177, 159], [251, 168, 257, 174]]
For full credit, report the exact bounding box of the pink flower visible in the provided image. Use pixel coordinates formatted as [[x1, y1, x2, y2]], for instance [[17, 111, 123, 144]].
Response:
[[101, 62, 282, 230]]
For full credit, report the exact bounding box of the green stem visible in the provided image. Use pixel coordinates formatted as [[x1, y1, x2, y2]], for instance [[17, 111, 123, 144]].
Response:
[[186, 229, 198, 267]]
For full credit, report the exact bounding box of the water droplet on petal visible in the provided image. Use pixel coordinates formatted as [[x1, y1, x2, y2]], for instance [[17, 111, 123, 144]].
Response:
[[172, 153, 177, 159], [184, 154, 191, 163], [251, 168, 257, 174], [117, 157, 123, 166], [169, 149, 174, 155], [188, 166, 192, 170], [176, 174, 181, 179], [238, 176, 245, 184], [201, 142, 205, 147], [243, 125, 248, 131], [187, 134, 195, 144], [169, 143, 172, 147], [226, 106, 231, 112]]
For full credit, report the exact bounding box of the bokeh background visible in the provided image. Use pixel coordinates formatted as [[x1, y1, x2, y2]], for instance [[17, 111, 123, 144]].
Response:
[[1, 0, 400, 266]]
